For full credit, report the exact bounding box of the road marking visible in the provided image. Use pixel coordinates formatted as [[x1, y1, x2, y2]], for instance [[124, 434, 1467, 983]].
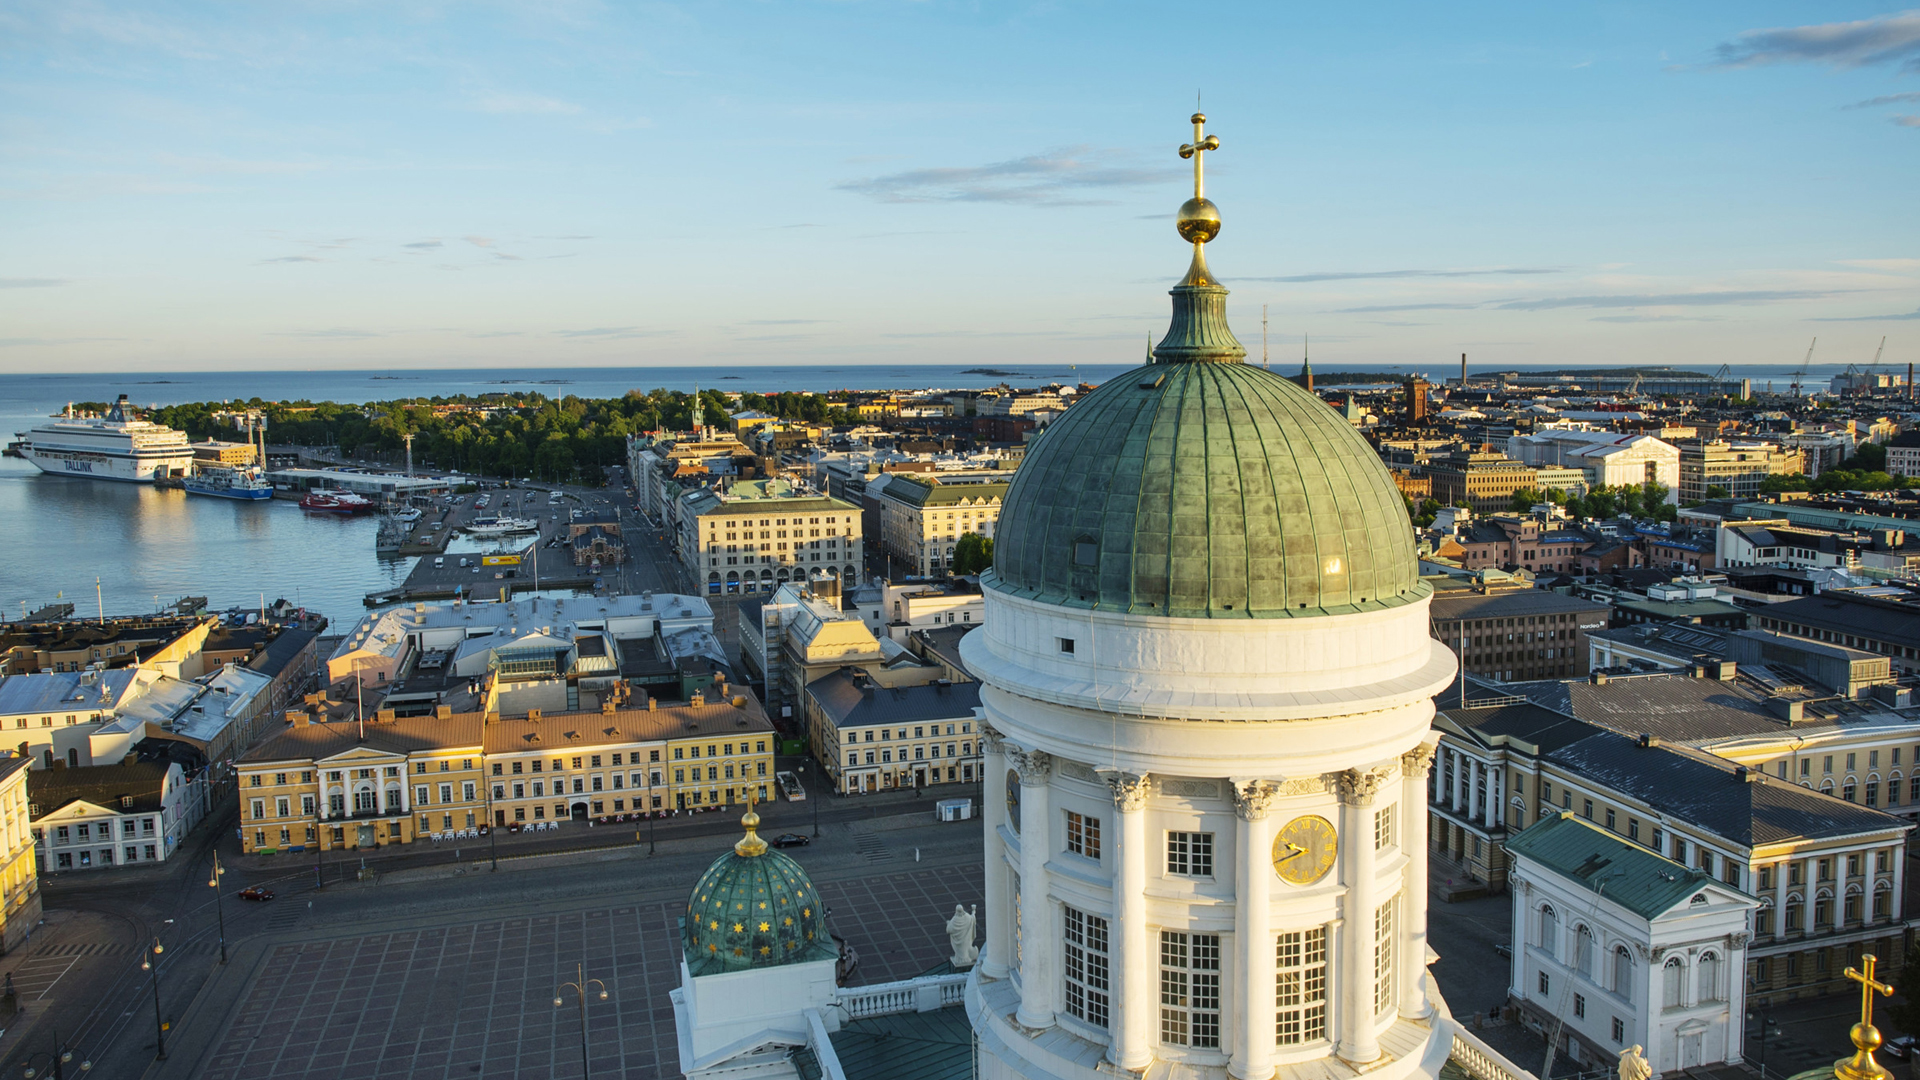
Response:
[[5, 955, 80, 1000]]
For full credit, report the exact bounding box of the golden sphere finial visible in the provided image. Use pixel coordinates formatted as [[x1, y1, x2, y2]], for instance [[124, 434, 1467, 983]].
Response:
[[1177, 197, 1221, 244]]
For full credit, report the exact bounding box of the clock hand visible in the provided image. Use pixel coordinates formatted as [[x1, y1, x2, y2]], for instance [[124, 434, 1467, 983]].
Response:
[[1276, 846, 1304, 863]]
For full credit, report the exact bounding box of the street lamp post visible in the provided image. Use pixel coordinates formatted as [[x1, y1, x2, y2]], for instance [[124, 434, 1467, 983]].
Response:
[[18, 1028, 90, 1078], [140, 936, 167, 1061], [555, 963, 609, 1080], [208, 849, 228, 964]]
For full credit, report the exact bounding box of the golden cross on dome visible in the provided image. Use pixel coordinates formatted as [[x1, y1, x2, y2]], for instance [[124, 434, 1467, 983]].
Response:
[[1179, 113, 1220, 202], [1836, 953, 1896, 1080], [734, 790, 767, 857]]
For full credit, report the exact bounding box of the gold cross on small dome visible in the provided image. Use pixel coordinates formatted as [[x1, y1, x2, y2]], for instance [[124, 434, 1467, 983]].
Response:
[[1836, 953, 1896, 1080]]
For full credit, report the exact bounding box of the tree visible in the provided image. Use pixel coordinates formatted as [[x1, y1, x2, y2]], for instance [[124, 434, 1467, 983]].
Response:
[[1705, 484, 1731, 500], [951, 533, 994, 576]]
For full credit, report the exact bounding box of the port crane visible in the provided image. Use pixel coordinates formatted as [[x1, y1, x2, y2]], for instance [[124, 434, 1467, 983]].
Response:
[[1789, 338, 1815, 398]]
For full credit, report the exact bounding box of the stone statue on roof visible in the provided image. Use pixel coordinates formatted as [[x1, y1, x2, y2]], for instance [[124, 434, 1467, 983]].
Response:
[[946, 904, 978, 968], [1618, 1045, 1651, 1080]]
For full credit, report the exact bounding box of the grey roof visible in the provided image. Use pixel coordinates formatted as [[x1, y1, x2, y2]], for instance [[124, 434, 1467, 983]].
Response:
[[1501, 672, 1792, 743], [992, 360, 1424, 618], [1544, 730, 1908, 847], [0, 670, 139, 716], [1437, 701, 1601, 755], [251, 624, 320, 679], [1763, 593, 1920, 649], [1429, 590, 1610, 622], [1505, 812, 1722, 921], [29, 760, 170, 815], [806, 670, 980, 729]]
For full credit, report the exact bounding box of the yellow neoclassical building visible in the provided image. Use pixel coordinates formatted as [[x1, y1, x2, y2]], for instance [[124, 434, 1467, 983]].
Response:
[[238, 692, 776, 854], [0, 757, 40, 953]]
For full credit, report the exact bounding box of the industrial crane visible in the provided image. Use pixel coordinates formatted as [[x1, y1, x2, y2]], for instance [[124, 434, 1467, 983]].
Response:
[[1790, 337, 1815, 398]]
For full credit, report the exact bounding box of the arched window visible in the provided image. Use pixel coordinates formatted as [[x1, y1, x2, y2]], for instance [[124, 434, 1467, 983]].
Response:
[[1574, 925, 1595, 978], [1613, 946, 1633, 1001], [1538, 905, 1558, 957], [1663, 957, 1686, 1007], [1890, 771, 1903, 807], [1698, 953, 1722, 1002]]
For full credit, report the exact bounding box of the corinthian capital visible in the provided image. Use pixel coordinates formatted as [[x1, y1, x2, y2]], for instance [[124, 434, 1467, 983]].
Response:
[[1100, 771, 1150, 812], [1007, 747, 1052, 785], [980, 725, 1005, 755], [1337, 766, 1390, 807], [1233, 779, 1280, 821], [1401, 743, 1436, 778]]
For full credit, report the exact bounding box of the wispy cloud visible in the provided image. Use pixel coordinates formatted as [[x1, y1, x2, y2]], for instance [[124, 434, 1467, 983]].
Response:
[[472, 93, 582, 115], [742, 319, 829, 326], [260, 255, 322, 264], [0, 336, 120, 347], [1495, 289, 1840, 310], [464, 236, 494, 248], [1896, 114, 1920, 127], [1814, 307, 1920, 321], [1331, 302, 1484, 314], [0, 278, 69, 288], [1839, 258, 1920, 271], [838, 147, 1164, 206], [403, 240, 443, 250], [1846, 91, 1920, 109], [1589, 314, 1725, 323], [1251, 267, 1560, 284], [1707, 11, 1920, 72], [553, 327, 669, 340], [268, 328, 383, 339]]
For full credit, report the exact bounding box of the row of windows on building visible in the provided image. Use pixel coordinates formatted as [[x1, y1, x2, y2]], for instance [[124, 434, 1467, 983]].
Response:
[[1535, 905, 1727, 1010], [1058, 898, 1395, 1051], [42, 817, 159, 845], [50, 844, 159, 869], [1051, 812, 1394, 875]]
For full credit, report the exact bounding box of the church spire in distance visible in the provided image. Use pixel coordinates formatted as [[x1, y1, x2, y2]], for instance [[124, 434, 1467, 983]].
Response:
[[1152, 111, 1246, 365]]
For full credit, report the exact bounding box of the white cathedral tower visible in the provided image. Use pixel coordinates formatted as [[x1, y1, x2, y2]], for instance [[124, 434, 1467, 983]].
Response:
[[961, 113, 1459, 1080]]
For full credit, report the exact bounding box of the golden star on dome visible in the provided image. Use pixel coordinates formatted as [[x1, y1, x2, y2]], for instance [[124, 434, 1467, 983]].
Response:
[[733, 922, 743, 933], [760, 946, 771, 956], [709, 920, 720, 930], [758, 921, 770, 932], [783, 916, 793, 927]]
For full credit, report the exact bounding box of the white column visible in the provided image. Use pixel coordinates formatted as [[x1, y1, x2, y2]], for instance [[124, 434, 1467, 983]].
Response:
[[318, 773, 330, 821], [981, 726, 1012, 979], [1453, 752, 1467, 812], [1892, 844, 1906, 929], [1484, 764, 1499, 830], [401, 772, 411, 814], [1106, 772, 1153, 1071], [1232, 780, 1280, 1080], [1011, 747, 1055, 1030], [1336, 767, 1386, 1066], [1400, 746, 1436, 1019]]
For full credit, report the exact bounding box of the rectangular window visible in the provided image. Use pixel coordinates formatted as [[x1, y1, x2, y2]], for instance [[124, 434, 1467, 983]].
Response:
[[1166, 831, 1214, 877], [1374, 894, 1398, 1015], [1374, 806, 1395, 851], [1276, 926, 1329, 1046], [1158, 931, 1221, 1049], [1574, 993, 1586, 1018], [1067, 811, 1101, 860], [1063, 907, 1110, 1029]]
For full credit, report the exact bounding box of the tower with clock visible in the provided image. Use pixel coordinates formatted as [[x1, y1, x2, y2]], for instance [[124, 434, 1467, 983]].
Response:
[[960, 112, 1458, 1080]]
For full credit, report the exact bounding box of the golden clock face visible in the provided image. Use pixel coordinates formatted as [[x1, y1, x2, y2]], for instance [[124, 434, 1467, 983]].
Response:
[[1273, 815, 1337, 885]]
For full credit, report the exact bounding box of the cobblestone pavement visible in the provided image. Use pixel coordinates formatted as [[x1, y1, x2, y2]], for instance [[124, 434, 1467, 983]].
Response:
[[195, 863, 982, 1080]]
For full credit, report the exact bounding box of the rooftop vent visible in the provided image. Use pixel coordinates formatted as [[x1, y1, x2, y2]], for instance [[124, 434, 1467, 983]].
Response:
[[1635, 733, 1659, 748]]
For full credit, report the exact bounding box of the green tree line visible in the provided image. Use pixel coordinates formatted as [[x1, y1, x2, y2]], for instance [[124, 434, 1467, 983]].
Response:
[[128, 388, 736, 484]]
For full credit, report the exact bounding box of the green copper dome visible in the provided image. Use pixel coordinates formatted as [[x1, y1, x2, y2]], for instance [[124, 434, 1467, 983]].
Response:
[[683, 814, 835, 976], [991, 269, 1424, 618]]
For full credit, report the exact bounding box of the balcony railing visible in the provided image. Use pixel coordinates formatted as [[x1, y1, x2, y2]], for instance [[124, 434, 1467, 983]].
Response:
[[1451, 1026, 1539, 1080], [832, 972, 968, 1020]]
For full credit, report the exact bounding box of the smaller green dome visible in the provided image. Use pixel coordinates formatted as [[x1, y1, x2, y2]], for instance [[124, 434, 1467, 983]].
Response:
[[682, 811, 835, 976]]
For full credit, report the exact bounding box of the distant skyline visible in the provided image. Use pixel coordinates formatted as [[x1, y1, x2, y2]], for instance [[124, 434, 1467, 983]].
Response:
[[2, 2, 1917, 374]]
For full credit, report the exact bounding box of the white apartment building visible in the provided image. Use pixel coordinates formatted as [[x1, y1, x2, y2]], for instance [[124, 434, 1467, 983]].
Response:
[[30, 758, 209, 871], [678, 484, 864, 597], [1505, 428, 1679, 500]]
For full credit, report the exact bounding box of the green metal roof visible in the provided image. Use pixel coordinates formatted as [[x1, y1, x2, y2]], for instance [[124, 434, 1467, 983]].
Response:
[[991, 359, 1424, 618], [1504, 811, 1719, 921], [682, 843, 835, 976], [792, 1007, 975, 1080]]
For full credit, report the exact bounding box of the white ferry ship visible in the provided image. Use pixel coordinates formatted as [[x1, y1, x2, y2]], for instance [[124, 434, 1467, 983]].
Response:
[[463, 516, 540, 537], [17, 396, 195, 482]]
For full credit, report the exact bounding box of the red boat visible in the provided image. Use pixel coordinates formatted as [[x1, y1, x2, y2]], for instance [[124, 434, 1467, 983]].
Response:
[[299, 489, 374, 513]]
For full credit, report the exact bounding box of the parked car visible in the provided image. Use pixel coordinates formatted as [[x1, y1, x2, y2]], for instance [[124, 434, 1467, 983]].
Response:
[[770, 833, 810, 849], [239, 886, 274, 902]]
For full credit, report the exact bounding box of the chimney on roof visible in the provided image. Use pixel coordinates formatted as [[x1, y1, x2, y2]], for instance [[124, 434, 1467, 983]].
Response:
[[527, 708, 542, 723], [1736, 765, 1758, 783], [689, 690, 705, 707], [1635, 732, 1659, 748], [601, 699, 616, 715], [484, 710, 500, 725], [1591, 672, 1609, 686], [122, 751, 138, 766], [647, 697, 657, 711], [434, 704, 452, 719], [287, 709, 309, 728], [375, 708, 395, 723]]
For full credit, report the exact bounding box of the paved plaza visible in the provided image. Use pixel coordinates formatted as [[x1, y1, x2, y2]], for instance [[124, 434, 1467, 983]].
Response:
[[195, 864, 983, 1080]]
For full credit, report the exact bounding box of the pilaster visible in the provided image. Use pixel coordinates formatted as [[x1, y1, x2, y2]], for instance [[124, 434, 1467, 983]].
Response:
[[1335, 765, 1387, 1066], [1230, 779, 1279, 1080], [1010, 746, 1055, 1030], [1103, 770, 1153, 1071]]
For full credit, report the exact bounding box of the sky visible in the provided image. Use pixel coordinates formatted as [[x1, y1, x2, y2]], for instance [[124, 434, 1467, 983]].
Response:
[[2, 2, 1918, 375]]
